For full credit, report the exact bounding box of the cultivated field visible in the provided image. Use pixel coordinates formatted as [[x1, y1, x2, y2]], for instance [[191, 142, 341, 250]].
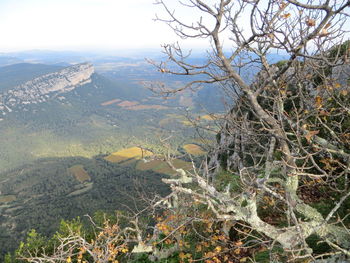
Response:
[[105, 147, 153, 163], [68, 165, 91, 183], [183, 144, 206, 156], [136, 158, 193, 176], [101, 98, 122, 106], [0, 195, 17, 204]]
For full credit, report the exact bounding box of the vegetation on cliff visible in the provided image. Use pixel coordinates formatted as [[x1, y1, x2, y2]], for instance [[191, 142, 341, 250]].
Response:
[[5, 0, 350, 262]]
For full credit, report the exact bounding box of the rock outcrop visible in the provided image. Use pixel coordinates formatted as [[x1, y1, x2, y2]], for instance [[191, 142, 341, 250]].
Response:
[[0, 62, 94, 115]]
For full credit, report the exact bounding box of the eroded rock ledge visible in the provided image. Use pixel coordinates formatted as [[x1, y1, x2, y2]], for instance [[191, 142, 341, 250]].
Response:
[[0, 62, 94, 115]]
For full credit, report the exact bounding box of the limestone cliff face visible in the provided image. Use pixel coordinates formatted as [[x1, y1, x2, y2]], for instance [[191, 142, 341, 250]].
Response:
[[0, 62, 94, 115]]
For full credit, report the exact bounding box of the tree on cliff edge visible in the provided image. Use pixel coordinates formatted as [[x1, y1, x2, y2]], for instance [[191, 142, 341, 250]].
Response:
[[149, 0, 350, 261], [17, 0, 350, 262]]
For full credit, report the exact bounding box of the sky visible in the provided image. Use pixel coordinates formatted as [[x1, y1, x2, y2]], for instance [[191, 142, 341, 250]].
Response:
[[0, 0, 208, 52]]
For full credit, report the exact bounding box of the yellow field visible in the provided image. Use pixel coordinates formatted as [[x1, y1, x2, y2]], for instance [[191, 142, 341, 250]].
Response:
[[183, 144, 206, 156], [136, 158, 193, 176], [68, 165, 91, 183], [105, 147, 153, 163], [0, 195, 17, 203], [181, 120, 194, 126], [201, 114, 216, 121]]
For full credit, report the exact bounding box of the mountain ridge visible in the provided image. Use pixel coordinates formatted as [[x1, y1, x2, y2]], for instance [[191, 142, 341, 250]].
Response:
[[0, 63, 94, 116]]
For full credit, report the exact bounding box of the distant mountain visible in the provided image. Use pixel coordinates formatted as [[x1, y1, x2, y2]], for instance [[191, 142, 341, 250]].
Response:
[[0, 56, 23, 67], [4, 50, 89, 64], [0, 63, 94, 116], [0, 63, 63, 92]]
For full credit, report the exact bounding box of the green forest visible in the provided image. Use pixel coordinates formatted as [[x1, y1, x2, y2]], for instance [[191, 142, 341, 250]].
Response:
[[1, 0, 350, 262]]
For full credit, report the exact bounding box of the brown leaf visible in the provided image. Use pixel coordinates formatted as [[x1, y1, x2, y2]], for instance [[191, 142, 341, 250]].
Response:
[[234, 248, 241, 255], [319, 28, 329, 37], [280, 2, 287, 9], [341, 90, 348, 96], [315, 96, 323, 108], [306, 18, 316, 27], [305, 130, 319, 143], [319, 110, 330, 116], [281, 13, 291, 19]]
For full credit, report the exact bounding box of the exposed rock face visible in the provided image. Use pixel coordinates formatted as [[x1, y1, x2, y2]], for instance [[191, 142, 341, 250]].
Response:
[[0, 62, 94, 115]]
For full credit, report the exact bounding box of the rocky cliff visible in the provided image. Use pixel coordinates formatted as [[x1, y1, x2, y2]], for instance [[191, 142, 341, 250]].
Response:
[[0, 62, 94, 115]]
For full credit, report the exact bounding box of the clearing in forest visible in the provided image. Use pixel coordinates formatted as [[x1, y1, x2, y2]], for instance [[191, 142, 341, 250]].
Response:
[[118, 101, 139, 107], [105, 147, 153, 163], [183, 144, 206, 156], [201, 114, 216, 121], [68, 165, 91, 183], [136, 158, 193, 176], [0, 195, 17, 203], [101, 98, 121, 106], [126, 104, 168, 110]]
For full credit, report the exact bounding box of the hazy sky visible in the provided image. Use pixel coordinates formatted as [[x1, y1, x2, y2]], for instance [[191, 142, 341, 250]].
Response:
[[0, 0, 207, 52]]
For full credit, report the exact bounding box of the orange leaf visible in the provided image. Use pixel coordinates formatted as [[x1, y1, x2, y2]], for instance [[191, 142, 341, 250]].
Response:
[[235, 241, 243, 246], [315, 96, 323, 108], [215, 246, 222, 253], [319, 110, 329, 116], [306, 18, 315, 27], [341, 90, 348, 96], [281, 13, 291, 19], [179, 252, 186, 260], [280, 2, 287, 8], [305, 130, 319, 143], [319, 28, 329, 37]]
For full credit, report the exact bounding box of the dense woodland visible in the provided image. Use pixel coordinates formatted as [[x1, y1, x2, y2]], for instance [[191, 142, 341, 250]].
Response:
[[0, 50, 217, 261]]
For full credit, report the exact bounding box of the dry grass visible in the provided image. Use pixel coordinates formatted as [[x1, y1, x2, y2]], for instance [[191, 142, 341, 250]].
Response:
[[136, 159, 165, 171], [183, 144, 206, 156], [181, 120, 194, 126], [201, 114, 216, 121], [136, 158, 193, 176], [127, 104, 168, 110], [118, 101, 139, 107], [159, 118, 173, 126], [0, 195, 17, 203], [101, 99, 121, 106], [105, 147, 153, 163], [68, 165, 91, 183]]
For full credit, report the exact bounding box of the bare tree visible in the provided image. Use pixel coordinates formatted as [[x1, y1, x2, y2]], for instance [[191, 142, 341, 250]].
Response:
[[148, 0, 350, 261], [17, 0, 350, 262]]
